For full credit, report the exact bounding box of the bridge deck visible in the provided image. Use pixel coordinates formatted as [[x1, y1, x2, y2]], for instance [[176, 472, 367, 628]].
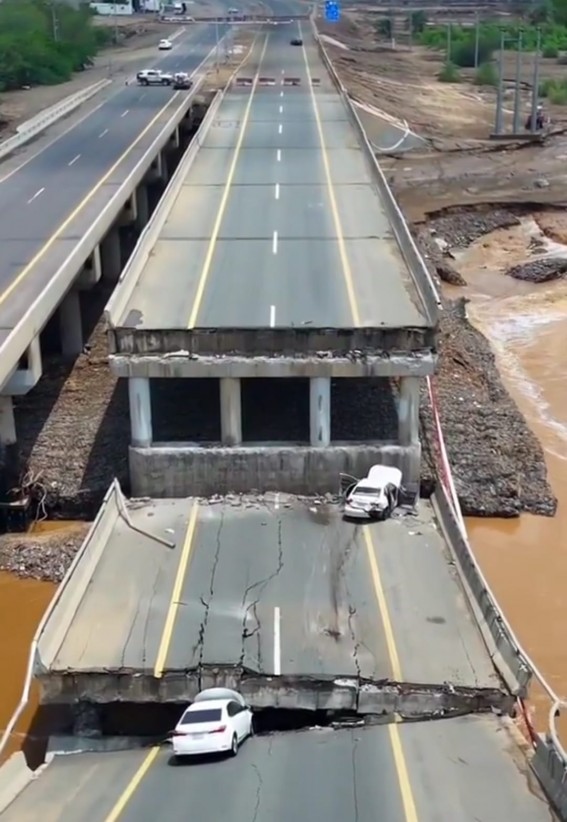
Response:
[[37, 494, 498, 701], [113, 26, 430, 335]]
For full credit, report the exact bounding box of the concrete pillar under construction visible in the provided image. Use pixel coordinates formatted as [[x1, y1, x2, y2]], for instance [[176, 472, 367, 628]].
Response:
[[101, 228, 122, 283], [129, 377, 153, 448], [0, 396, 17, 446], [59, 289, 83, 358], [398, 376, 420, 446], [135, 185, 150, 231], [220, 378, 242, 446], [310, 377, 331, 447]]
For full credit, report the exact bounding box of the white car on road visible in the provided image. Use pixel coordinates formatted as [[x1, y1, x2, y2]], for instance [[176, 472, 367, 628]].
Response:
[[158, 38, 173, 50], [171, 688, 253, 760], [342, 465, 402, 521]]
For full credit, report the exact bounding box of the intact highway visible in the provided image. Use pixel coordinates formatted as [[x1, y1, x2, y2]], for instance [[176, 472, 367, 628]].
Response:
[[116, 23, 429, 332], [0, 23, 223, 311]]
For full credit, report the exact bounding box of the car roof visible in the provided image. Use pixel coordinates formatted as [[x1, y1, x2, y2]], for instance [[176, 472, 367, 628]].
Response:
[[194, 687, 246, 704], [366, 465, 402, 484]]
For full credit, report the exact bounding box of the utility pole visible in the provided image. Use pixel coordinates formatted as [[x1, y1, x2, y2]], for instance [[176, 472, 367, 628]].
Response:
[[50, 2, 59, 42], [512, 29, 523, 134], [446, 22, 452, 64], [494, 31, 505, 134], [408, 12, 413, 51], [474, 11, 480, 69], [215, 16, 219, 72], [529, 28, 542, 133]]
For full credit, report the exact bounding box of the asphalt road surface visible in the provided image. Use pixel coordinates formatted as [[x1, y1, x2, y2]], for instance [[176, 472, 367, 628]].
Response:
[[117, 23, 428, 332], [0, 717, 555, 821], [43, 497, 497, 692]]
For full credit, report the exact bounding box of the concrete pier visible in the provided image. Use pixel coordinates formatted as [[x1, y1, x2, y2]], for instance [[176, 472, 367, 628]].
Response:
[[220, 377, 242, 445], [309, 377, 331, 447], [135, 185, 150, 231], [0, 396, 17, 447], [398, 376, 420, 446], [129, 378, 153, 448], [101, 229, 122, 283], [59, 289, 83, 358]]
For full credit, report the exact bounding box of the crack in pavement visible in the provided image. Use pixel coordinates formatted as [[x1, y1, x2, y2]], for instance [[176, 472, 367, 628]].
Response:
[[250, 762, 263, 822], [351, 730, 360, 822], [239, 516, 284, 672], [192, 511, 224, 675]]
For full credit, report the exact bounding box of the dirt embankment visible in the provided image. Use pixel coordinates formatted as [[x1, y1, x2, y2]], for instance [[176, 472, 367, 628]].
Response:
[[319, 14, 560, 518]]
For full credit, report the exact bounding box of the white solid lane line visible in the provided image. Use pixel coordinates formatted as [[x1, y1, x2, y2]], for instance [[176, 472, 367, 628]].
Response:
[[121, 109, 129, 118], [68, 154, 81, 167], [275, 183, 280, 200], [278, 124, 282, 134], [274, 606, 281, 676], [270, 304, 276, 326], [277, 149, 281, 162], [27, 187, 45, 204], [272, 231, 278, 254], [98, 129, 108, 138]]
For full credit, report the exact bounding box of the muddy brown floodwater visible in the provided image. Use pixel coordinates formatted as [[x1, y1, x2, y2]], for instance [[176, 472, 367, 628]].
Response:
[[452, 216, 567, 737], [0, 571, 54, 765]]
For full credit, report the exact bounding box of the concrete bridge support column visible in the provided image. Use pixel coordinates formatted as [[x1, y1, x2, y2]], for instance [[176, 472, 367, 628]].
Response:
[[129, 377, 153, 448], [101, 229, 122, 283], [309, 377, 331, 447], [0, 396, 16, 447], [398, 376, 420, 446], [59, 289, 83, 359], [135, 184, 150, 231], [220, 378, 242, 446], [77, 246, 102, 290]]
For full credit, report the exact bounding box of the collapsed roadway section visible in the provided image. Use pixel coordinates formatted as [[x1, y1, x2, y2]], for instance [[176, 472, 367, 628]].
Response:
[[104, 24, 440, 500], [34, 485, 508, 728]]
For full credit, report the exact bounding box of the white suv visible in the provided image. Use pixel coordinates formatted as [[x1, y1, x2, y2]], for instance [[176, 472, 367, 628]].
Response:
[[136, 69, 173, 86]]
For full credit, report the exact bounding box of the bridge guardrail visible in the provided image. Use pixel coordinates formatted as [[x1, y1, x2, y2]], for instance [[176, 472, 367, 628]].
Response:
[[310, 19, 441, 327], [0, 79, 111, 163], [426, 375, 567, 820]]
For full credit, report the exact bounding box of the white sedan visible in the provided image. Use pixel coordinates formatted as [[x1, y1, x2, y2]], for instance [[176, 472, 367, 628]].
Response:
[[342, 465, 402, 521], [171, 688, 253, 760], [158, 38, 173, 50]]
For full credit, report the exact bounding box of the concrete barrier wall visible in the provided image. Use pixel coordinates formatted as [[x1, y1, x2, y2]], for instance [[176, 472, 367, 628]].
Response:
[[105, 89, 224, 328], [0, 752, 37, 815], [310, 22, 441, 326], [533, 731, 567, 819], [0, 79, 111, 162], [34, 481, 122, 674]]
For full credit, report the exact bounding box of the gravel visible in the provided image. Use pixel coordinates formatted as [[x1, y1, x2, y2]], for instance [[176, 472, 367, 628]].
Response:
[[425, 208, 522, 248], [0, 526, 88, 583], [505, 257, 567, 283]]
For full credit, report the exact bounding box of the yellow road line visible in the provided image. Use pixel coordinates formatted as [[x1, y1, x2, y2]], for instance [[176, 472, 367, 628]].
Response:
[[299, 24, 361, 326], [154, 502, 199, 678], [0, 91, 185, 310], [104, 747, 160, 822], [187, 33, 270, 329], [363, 528, 419, 822]]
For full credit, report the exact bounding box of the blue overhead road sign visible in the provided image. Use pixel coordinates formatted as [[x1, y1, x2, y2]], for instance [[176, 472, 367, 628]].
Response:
[[325, 0, 340, 22]]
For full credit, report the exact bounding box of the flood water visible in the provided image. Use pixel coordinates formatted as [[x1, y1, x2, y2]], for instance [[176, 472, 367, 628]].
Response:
[[453, 216, 567, 733], [0, 572, 54, 764]]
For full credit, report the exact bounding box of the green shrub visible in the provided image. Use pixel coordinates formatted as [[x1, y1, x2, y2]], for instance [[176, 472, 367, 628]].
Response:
[[474, 62, 498, 86], [540, 76, 567, 102], [438, 62, 461, 83], [452, 36, 497, 67], [543, 43, 559, 56], [0, 0, 105, 91]]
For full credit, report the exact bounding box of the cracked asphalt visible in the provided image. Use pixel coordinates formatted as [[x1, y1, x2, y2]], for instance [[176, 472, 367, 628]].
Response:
[[44, 494, 499, 692], [1, 718, 555, 821]]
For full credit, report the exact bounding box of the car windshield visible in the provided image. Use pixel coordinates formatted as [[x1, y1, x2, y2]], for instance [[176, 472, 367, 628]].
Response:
[[354, 486, 381, 496], [180, 708, 222, 724]]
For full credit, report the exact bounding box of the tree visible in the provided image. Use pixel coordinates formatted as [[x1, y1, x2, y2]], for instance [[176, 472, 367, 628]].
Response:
[[375, 18, 392, 39], [408, 10, 427, 34]]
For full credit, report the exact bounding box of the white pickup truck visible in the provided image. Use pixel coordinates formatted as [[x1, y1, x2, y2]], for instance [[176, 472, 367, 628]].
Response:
[[136, 69, 173, 86]]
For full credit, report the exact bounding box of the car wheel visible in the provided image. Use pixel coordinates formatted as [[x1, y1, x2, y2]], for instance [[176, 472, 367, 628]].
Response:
[[229, 733, 238, 757]]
